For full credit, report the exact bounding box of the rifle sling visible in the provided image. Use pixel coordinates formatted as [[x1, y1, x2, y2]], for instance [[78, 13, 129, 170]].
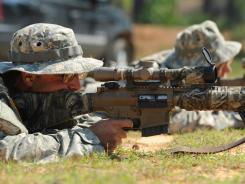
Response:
[[170, 136, 245, 154]]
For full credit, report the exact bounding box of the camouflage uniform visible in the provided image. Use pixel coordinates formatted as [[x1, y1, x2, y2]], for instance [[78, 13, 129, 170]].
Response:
[[140, 20, 244, 133], [0, 23, 105, 163]]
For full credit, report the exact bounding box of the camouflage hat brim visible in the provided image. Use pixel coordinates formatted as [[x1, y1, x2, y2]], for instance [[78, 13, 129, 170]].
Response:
[[0, 56, 103, 74], [215, 41, 241, 65], [0, 100, 28, 134], [161, 41, 241, 69]]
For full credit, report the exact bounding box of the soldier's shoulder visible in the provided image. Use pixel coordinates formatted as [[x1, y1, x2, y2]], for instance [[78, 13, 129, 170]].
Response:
[[142, 50, 172, 62], [131, 49, 172, 67]]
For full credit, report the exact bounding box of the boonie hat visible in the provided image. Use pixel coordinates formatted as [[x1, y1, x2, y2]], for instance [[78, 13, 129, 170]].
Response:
[[0, 23, 103, 75], [145, 20, 242, 68]]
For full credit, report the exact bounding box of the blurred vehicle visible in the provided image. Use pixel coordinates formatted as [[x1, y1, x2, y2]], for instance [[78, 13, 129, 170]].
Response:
[[0, 0, 134, 66]]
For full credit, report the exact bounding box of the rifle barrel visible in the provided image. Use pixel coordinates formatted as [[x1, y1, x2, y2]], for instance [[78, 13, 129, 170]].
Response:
[[219, 78, 245, 86]]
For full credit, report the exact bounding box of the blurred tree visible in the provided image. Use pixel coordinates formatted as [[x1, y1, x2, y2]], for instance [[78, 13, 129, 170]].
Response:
[[115, 0, 245, 27], [111, 0, 122, 7], [202, 0, 245, 25], [0, 0, 3, 22], [133, 0, 145, 22], [232, 0, 245, 23], [138, 0, 178, 25], [111, 0, 132, 15], [203, 0, 228, 16]]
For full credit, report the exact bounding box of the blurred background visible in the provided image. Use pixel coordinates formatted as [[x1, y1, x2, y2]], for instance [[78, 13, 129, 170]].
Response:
[[0, 0, 245, 76]]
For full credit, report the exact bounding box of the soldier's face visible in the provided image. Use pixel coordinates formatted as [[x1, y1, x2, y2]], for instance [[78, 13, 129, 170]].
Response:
[[217, 61, 232, 78], [16, 72, 81, 92]]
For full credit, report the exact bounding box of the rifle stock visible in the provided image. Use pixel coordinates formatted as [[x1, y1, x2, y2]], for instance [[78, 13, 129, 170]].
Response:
[[83, 63, 245, 137], [83, 82, 245, 136], [219, 75, 245, 86], [82, 50, 245, 153]]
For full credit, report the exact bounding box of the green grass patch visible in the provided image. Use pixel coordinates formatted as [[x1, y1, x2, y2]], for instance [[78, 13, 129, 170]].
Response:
[[230, 59, 244, 78], [0, 129, 244, 184]]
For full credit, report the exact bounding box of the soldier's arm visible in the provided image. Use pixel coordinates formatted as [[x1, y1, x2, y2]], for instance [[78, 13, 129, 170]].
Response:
[[131, 50, 171, 67], [0, 76, 28, 135], [0, 98, 106, 163], [0, 78, 104, 162], [169, 109, 245, 134], [169, 109, 203, 133], [0, 127, 104, 163], [0, 91, 132, 162], [0, 119, 132, 162]]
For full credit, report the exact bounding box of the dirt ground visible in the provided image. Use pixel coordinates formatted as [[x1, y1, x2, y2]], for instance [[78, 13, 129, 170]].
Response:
[[122, 133, 245, 154], [122, 134, 174, 152], [133, 24, 183, 59]]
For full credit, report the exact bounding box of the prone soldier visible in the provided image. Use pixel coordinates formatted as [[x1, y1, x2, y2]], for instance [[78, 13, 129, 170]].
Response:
[[0, 23, 132, 163], [137, 20, 245, 133]]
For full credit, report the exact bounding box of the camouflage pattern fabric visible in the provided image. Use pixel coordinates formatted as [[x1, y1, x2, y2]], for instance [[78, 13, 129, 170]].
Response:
[[169, 86, 245, 133], [0, 23, 103, 74], [12, 90, 86, 133], [169, 110, 244, 133], [139, 20, 241, 69], [12, 89, 109, 133], [0, 83, 106, 163], [0, 22, 106, 162], [0, 87, 106, 163], [0, 76, 28, 135], [139, 20, 243, 133], [0, 126, 104, 163], [0, 100, 28, 135], [0, 95, 104, 163], [174, 87, 245, 111]]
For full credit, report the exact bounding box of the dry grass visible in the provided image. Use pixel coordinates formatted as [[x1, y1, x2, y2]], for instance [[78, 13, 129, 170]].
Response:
[[0, 129, 244, 184]]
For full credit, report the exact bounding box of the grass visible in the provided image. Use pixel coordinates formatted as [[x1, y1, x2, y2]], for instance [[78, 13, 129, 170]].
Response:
[[230, 59, 244, 78], [0, 129, 244, 184]]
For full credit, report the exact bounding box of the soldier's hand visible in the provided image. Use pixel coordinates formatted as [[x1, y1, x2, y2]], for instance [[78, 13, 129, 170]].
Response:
[[89, 119, 133, 152]]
